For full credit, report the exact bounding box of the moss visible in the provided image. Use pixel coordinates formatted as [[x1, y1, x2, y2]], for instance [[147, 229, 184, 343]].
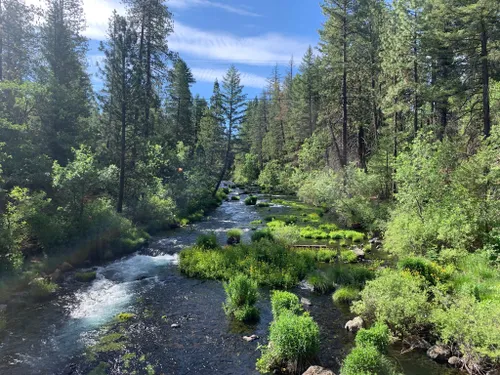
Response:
[[115, 312, 135, 322], [75, 271, 97, 282], [231, 195, 240, 201]]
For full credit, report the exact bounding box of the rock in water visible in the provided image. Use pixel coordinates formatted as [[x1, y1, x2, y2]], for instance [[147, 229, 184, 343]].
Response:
[[171, 323, 180, 328], [345, 316, 364, 332], [242, 334, 259, 342], [427, 345, 451, 363], [448, 356, 461, 367], [60, 262, 73, 272], [302, 366, 335, 375], [50, 269, 63, 283], [352, 247, 365, 259], [301, 297, 312, 306]]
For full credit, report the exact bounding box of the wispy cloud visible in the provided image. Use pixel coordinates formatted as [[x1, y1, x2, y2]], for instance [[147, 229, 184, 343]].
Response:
[[168, 0, 260, 17], [191, 67, 267, 89], [171, 23, 310, 66]]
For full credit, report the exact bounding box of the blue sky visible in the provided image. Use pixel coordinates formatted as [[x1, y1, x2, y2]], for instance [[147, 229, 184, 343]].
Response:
[[73, 0, 324, 100]]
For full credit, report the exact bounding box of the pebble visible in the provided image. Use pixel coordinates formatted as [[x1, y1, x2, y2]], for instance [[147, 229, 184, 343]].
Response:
[[171, 323, 180, 328], [242, 334, 259, 342]]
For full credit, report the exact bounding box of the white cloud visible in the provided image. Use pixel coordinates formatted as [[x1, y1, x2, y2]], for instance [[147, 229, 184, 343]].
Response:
[[169, 0, 260, 17], [191, 67, 266, 88], [171, 23, 309, 66]]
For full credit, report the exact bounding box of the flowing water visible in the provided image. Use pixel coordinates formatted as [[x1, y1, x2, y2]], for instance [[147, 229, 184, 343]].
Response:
[[0, 189, 456, 375]]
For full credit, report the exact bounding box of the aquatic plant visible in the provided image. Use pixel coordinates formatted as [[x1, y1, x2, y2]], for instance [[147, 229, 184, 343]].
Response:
[[223, 274, 259, 322], [244, 196, 258, 205], [332, 286, 360, 303], [270, 290, 302, 318], [355, 322, 391, 353], [195, 233, 219, 250], [75, 271, 97, 282]]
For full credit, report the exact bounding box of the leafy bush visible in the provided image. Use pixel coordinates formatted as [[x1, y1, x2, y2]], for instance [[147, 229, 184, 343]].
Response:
[[355, 322, 391, 353], [244, 196, 258, 205], [271, 290, 302, 318], [257, 312, 320, 374], [332, 286, 360, 303], [196, 233, 219, 250], [271, 225, 301, 246], [307, 270, 334, 294], [29, 278, 58, 300], [251, 229, 274, 243], [325, 264, 375, 287], [398, 256, 449, 285], [267, 220, 286, 230], [340, 344, 399, 375], [230, 195, 240, 201], [133, 181, 176, 232], [75, 271, 97, 282], [223, 274, 259, 322], [352, 269, 431, 336], [233, 153, 260, 185], [431, 293, 500, 369], [227, 229, 243, 242], [179, 240, 315, 288]]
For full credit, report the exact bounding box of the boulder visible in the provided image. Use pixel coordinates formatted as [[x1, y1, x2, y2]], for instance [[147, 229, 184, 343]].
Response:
[[352, 247, 365, 259], [171, 323, 180, 328], [301, 297, 312, 306], [302, 366, 335, 375], [345, 316, 364, 332], [448, 356, 461, 367], [243, 334, 259, 342], [60, 262, 73, 273], [427, 345, 452, 363], [50, 269, 63, 283], [0, 304, 7, 313]]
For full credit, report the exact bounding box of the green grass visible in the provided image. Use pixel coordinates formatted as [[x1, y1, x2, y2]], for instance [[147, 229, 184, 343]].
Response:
[[230, 195, 240, 201], [75, 271, 97, 282], [223, 274, 259, 322], [179, 240, 315, 288], [341, 250, 358, 263], [244, 196, 258, 205], [256, 201, 270, 207], [196, 233, 219, 250], [227, 228, 243, 241], [271, 290, 303, 318], [316, 249, 337, 263], [115, 312, 135, 322], [300, 226, 329, 239], [332, 286, 360, 303], [250, 220, 262, 225], [251, 229, 274, 242]]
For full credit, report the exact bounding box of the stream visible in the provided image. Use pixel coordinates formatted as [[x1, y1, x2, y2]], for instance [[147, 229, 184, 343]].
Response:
[[0, 189, 455, 375]]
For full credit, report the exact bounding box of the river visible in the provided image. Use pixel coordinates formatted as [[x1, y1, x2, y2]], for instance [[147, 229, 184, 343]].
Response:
[[0, 190, 455, 375]]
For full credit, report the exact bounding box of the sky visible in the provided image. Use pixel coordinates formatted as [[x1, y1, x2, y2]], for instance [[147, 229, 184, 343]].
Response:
[[29, 0, 325, 99]]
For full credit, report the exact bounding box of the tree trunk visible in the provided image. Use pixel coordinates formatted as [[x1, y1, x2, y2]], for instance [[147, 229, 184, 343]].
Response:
[[117, 53, 127, 213], [0, 0, 3, 81], [341, 1, 348, 168], [480, 20, 490, 138]]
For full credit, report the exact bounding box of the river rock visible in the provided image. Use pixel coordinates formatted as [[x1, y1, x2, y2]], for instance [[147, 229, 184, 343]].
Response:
[[50, 268, 63, 282], [369, 237, 382, 245], [427, 345, 451, 363], [352, 247, 365, 259], [301, 297, 312, 306], [0, 304, 7, 313], [60, 262, 73, 272], [171, 323, 180, 328], [345, 316, 364, 332], [243, 334, 259, 342], [302, 366, 335, 375], [448, 356, 461, 367]]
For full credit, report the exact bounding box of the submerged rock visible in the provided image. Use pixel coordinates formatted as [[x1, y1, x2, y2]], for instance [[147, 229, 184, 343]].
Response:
[[60, 262, 73, 272], [427, 345, 451, 363], [50, 269, 63, 283], [302, 366, 335, 375], [345, 316, 364, 332], [301, 297, 312, 306], [242, 334, 259, 342]]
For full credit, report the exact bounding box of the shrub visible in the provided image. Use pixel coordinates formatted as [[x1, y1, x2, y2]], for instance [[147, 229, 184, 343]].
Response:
[[397, 256, 448, 285], [196, 233, 219, 250], [244, 196, 258, 205], [355, 322, 391, 353], [133, 183, 176, 232], [223, 274, 259, 322], [332, 286, 360, 303], [325, 264, 375, 287], [316, 249, 337, 263], [257, 312, 320, 374], [306, 271, 334, 294], [352, 269, 431, 336], [341, 250, 358, 263], [29, 278, 58, 300], [271, 291, 302, 318], [251, 229, 274, 243], [340, 344, 399, 375], [75, 271, 97, 282], [256, 202, 270, 207], [267, 220, 286, 230], [231, 195, 240, 201]]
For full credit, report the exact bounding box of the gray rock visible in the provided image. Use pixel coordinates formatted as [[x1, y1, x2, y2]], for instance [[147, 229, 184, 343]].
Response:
[[345, 316, 364, 332], [242, 334, 259, 342], [352, 247, 365, 259], [448, 356, 461, 367], [427, 345, 451, 363], [0, 304, 7, 313], [50, 269, 63, 283], [60, 262, 73, 272], [301, 297, 312, 306], [302, 366, 335, 375], [171, 323, 180, 328]]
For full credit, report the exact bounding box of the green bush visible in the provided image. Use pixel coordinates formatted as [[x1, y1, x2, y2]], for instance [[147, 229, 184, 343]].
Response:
[[267, 220, 286, 230], [133, 183, 176, 232], [398, 256, 448, 285], [29, 278, 58, 300], [257, 312, 320, 374], [271, 225, 301, 246], [306, 271, 334, 294], [332, 286, 360, 303], [256, 202, 270, 207], [231, 195, 240, 201], [341, 250, 358, 263], [227, 229, 243, 243], [196, 233, 219, 250], [316, 249, 337, 263], [223, 274, 259, 322], [431, 293, 500, 368], [340, 344, 399, 375], [352, 269, 431, 336], [355, 322, 391, 353], [271, 290, 302, 318], [300, 226, 329, 239], [75, 271, 97, 282], [325, 264, 375, 287], [251, 229, 274, 243], [179, 240, 315, 288], [244, 196, 258, 205]]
